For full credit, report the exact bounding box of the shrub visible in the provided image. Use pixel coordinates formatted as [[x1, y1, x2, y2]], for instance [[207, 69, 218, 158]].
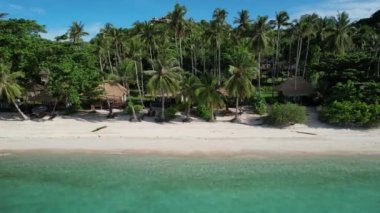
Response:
[[266, 103, 307, 126], [252, 95, 267, 115], [196, 105, 212, 121], [320, 101, 380, 127], [124, 103, 144, 115], [164, 106, 178, 121]]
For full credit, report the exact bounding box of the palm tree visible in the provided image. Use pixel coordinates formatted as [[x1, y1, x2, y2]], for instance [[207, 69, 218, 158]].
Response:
[[146, 49, 181, 121], [234, 10, 251, 38], [196, 74, 224, 121], [125, 37, 145, 106], [209, 8, 228, 85], [251, 16, 271, 92], [272, 11, 289, 79], [0, 64, 28, 120], [137, 21, 157, 69], [169, 3, 187, 68], [225, 42, 256, 121], [301, 14, 318, 77], [331, 12, 353, 54], [68, 21, 89, 43], [181, 74, 200, 121], [292, 19, 308, 78]]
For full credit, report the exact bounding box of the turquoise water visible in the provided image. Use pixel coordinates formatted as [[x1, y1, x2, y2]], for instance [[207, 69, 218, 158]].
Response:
[[1, 154, 380, 213]]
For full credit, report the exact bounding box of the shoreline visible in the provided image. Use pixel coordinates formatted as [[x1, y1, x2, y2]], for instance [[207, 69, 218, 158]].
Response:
[[1, 111, 380, 157]]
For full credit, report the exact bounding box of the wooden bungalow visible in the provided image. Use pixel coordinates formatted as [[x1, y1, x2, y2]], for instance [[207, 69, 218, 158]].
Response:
[[99, 83, 128, 108], [276, 76, 315, 98]]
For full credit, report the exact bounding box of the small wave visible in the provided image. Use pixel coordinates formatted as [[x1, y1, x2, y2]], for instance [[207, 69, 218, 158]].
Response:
[[0, 153, 12, 157]]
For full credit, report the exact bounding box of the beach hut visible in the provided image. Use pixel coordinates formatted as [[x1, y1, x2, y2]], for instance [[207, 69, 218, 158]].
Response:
[[276, 76, 315, 97], [100, 83, 128, 108]]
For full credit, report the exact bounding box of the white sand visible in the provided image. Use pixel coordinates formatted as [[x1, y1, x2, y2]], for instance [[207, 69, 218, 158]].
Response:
[[0, 109, 379, 156]]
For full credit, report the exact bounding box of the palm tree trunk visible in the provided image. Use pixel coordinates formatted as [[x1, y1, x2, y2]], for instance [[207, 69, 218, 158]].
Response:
[[134, 61, 144, 107], [210, 106, 215, 121], [12, 100, 28, 120], [149, 46, 154, 70], [191, 47, 194, 74], [107, 50, 113, 73], [140, 58, 145, 95], [288, 41, 292, 77], [161, 94, 165, 121], [179, 37, 183, 68], [295, 38, 303, 90], [98, 53, 104, 72], [186, 103, 191, 120], [203, 46, 206, 74], [218, 44, 221, 85], [258, 52, 261, 93], [302, 37, 310, 77], [275, 27, 281, 78], [235, 97, 239, 119]]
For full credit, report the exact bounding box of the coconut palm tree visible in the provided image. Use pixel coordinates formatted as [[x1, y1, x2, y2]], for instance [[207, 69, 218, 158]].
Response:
[[125, 37, 145, 106], [301, 13, 318, 77], [0, 64, 28, 120], [68, 21, 89, 43], [272, 11, 290, 78], [180, 74, 200, 121], [145, 49, 182, 122], [251, 16, 271, 92], [234, 10, 251, 38], [137, 21, 158, 69], [331, 12, 353, 54], [196, 74, 224, 121], [209, 8, 228, 85], [225, 42, 257, 121], [169, 3, 187, 68]]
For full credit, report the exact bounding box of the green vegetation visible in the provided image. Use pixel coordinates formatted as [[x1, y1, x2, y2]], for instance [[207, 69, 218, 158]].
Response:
[[196, 105, 213, 121], [0, 6, 379, 127], [125, 104, 144, 115], [252, 95, 267, 115], [266, 103, 307, 126], [164, 106, 178, 121], [320, 102, 380, 127]]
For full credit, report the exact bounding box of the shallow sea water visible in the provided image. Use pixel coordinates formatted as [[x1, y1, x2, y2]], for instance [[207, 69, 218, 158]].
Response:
[[0, 153, 380, 212]]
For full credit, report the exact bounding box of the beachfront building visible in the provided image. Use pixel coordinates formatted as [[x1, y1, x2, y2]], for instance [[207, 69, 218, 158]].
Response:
[[99, 82, 129, 109], [276, 76, 315, 101]]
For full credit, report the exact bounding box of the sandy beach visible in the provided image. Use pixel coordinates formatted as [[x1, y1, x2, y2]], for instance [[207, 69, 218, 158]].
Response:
[[1, 109, 379, 156]]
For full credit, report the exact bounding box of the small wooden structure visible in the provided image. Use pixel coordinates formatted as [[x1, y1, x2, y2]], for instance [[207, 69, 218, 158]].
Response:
[[276, 76, 315, 97], [99, 83, 128, 108]]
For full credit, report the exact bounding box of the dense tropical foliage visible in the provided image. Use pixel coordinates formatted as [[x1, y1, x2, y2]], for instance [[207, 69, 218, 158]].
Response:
[[0, 5, 379, 127]]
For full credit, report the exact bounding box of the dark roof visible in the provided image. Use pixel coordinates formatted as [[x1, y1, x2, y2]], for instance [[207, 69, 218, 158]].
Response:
[[276, 76, 315, 97]]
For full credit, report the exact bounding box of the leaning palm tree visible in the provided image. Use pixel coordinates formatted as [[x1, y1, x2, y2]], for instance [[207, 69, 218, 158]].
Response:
[[225, 42, 256, 121], [0, 64, 28, 120], [196, 74, 224, 122], [68, 21, 89, 43], [251, 16, 271, 92], [145, 49, 181, 122]]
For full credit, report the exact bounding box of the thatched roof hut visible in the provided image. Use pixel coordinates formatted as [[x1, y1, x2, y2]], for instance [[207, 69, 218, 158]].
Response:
[[276, 76, 315, 97], [100, 83, 128, 105]]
